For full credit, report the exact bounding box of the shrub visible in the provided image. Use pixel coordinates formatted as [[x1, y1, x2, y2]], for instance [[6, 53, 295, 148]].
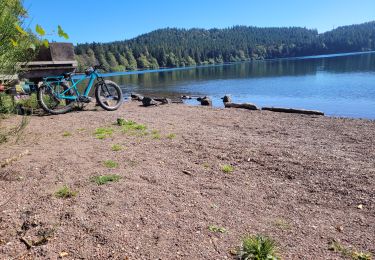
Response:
[[91, 174, 122, 185], [55, 185, 77, 198], [0, 93, 14, 114], [238, 235, 279, 260]]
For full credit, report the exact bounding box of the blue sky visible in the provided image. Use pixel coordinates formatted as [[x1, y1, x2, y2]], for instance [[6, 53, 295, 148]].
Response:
[[24, 0, 375, 44]]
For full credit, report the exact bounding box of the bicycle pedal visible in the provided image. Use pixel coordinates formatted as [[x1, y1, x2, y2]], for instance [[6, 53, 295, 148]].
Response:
[[78, 96, 92, 103]]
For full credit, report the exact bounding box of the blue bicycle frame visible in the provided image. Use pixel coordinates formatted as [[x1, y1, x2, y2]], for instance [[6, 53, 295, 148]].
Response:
[[42, 71, 100, 100]]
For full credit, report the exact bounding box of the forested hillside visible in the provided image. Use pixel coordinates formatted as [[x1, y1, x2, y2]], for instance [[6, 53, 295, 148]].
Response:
[[75, 21, 375, 72]]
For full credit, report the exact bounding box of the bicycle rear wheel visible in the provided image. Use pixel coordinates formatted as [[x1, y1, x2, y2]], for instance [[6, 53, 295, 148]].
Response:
[[37, 82, 75, 114], [94, 80, 123, 111]]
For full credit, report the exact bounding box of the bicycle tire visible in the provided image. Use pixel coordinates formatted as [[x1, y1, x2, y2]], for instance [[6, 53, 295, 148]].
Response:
[[94, 80, 123, 111], [37, 82, 74, 115]]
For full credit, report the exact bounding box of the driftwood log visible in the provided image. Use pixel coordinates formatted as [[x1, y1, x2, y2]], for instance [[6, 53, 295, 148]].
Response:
[[140, 96, 182, 106], [131, 93, 144, 101], [142, 97, 158, 107], [224, 102, 258, 110], [262, 107, 324, 116]]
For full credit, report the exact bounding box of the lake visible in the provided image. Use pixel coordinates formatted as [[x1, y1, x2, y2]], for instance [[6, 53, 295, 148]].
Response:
[[106, 51, 375, 119]]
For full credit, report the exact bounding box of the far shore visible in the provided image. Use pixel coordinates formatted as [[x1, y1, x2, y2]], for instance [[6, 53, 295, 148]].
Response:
[[0, 102, 374, 259]]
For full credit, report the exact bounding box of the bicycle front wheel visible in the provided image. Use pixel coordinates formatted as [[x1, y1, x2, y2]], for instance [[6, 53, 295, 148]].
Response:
[[37, 82, 75, 115], [94, 80, 123, 111]]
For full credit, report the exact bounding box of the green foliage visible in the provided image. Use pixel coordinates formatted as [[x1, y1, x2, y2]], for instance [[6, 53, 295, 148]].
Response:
[[0, 93, 15, 114], [329, 241, 372, 260], [55, 185, 77, 198], [111, 144, 123, 151], [75, 22, 375, 72], [35, 24, 45, 36], [238, 235, 279, 260], [221, 164, 234, 173], [208, 225, 227, 233], [62, 131, 71, 137], [91, 174, 122, 185], [15, 93, 38, 110], [117, 118, 147, 135], [94, 127, 113, 139], [57, 25, 69, 39], [103, 160, 118, 168], [0, 0, 69, 76], [151, 130, 161, 139], [166, 133, 176, 139]]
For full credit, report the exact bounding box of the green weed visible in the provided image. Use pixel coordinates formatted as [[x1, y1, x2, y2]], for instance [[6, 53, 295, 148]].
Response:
[[274, 218, 291, 230], [55, 185, 77, 198], [111, 144, 123, 151], [329, 241, 372, 260], [208, 225, 227, 233], [94, 127, 113, 139], [151, 130, 161, 139], [166, 133, 176, 139], [103, 160, 118, 168], [91, 174, 122, 185], [62, 131, 71, 137], [221, 164, 234, 173], [117, 118, 148, 136], [238, 235, 279, 260]]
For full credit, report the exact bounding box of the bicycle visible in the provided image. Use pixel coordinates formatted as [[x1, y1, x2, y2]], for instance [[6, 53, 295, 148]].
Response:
[[37, 65, 123, 114]]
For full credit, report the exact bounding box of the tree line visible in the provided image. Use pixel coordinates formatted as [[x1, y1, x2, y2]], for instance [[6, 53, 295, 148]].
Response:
[[75, 21, 375, 72]]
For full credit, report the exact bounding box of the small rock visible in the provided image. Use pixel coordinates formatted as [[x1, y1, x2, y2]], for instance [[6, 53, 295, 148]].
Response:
[[142, 97, 158, 107], [222, 95, 232, 103], [200, 97, 212, 106], [336, 225, 344, 232], [357, 204, 363, 209], [59, 252, 69, 258]]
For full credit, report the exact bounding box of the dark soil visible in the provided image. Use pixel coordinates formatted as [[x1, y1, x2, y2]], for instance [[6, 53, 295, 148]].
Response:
[[0, 102, 374, 259]]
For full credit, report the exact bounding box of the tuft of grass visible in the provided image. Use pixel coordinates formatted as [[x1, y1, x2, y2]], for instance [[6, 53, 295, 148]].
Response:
[[103, 160, 118, 168], [94, 127, 113, 139], [221, 164, 234, 173], [55, 185, 77, 198], [329, 241, 372, 260], [117, 119, 148, 136], [62, 131, 71, 137], [151, 130, 161, 139], [274, 218, 291, 230], [111, 144, 123, 151], [166, 133, 176, 139], [91, 174, 122, 185], [208, 225, 227, 233], [94, 128, 113, 139], [238, 235, 279, 260]]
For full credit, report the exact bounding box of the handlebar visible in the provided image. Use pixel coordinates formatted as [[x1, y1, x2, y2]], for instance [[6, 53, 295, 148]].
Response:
[[93, 64, 105, 71]]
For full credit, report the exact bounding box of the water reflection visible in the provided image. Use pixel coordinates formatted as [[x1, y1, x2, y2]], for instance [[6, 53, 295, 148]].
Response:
[[105, 52, 375, 119]]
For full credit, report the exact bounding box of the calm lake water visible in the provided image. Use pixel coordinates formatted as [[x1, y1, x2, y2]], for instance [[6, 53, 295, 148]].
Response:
[[106, 51, 375, 119]]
